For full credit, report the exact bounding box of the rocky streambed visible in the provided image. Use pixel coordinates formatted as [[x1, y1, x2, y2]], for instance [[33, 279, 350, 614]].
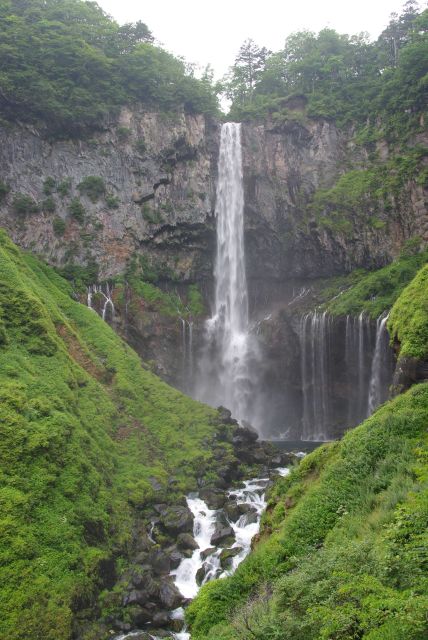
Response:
[[112, 464, 291, 640]]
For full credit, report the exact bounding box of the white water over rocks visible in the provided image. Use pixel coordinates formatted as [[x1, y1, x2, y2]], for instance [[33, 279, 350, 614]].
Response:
[[87, 283, 115, 322], [300, 310, 394, 440], [117, 470, 290, 640], [196, 122, 260, 426], [172, 474, 282, 599]]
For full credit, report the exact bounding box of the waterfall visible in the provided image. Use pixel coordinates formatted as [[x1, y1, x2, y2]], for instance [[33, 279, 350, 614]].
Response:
[[300, 311, 330, 441], [196, 123, 259, 426], [367, 313, 391, 414], [87, 283, 115, 322], [299, 310, 394, 440], [180, 318, 194, 392], [357, 311, 368, 420]]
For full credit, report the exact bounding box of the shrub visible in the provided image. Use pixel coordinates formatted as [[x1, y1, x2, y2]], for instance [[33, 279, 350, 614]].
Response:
[[52, 217, 66, 236], [57, 178, 72, 197], [68, 198, 85, 223], [188, 284, 205, 316], [77, 176, 106, 202], [105, 194, 120, 209], [142, 204, 163, 224], [135, 139, 147, 154], [0, 180, 10, 202], [43, 177, 56, 195], [12, 194, 39, 215], [117, 126, 131, 140], [41, 196, 56, 213]]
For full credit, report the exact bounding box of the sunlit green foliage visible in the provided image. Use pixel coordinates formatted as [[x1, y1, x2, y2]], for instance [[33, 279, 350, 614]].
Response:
[[188, 383, 428, 639], [389, 263, 428, 358], [0, 229, 223, 639]]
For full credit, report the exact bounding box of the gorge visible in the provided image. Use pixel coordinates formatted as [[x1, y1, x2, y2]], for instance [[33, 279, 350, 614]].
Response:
[[0, 2, 427, 640]]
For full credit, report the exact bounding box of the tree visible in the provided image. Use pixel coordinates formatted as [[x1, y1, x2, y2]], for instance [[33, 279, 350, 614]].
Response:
[[224, 39, 270, 106], [378, 0, 421, 67]]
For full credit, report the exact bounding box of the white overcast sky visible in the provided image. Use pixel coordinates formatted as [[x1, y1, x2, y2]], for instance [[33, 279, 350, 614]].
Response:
[[98, 0, 419, 77]]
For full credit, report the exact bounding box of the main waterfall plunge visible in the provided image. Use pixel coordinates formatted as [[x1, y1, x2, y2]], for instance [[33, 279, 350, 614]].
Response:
[[87, 123, 395, 442], [195, 123, 261, 426]]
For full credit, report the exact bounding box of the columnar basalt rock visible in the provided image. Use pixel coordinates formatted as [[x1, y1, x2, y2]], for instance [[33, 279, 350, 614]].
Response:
[[0, 107, 220, 280], [240, 118, 428, 289]]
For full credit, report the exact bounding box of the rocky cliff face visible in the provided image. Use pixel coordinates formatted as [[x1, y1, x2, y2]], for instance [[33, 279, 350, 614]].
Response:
[[241, 115, 428, 296], [0, 107, 219, 281], [1, 108, 425, 296], [1, 107, 426, 437]]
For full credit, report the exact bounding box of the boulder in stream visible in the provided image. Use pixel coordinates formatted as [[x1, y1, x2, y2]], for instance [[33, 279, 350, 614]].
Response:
[[177, 532, 199, 551], [210, 524, 235, 547], [159, 579, 184, 609], [160, 505, 194, 534], [220, 546, 243, 569], [199, 487, 227, 509]]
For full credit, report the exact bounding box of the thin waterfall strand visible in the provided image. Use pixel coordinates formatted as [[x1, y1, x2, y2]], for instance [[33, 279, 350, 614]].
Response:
[[367, 313, 390, 414]]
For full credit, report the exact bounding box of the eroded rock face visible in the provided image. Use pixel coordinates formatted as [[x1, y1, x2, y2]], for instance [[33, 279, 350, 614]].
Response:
[[241, 118, 428, 295], [0, 107, 219, 280], [1, 110, 425, 297]]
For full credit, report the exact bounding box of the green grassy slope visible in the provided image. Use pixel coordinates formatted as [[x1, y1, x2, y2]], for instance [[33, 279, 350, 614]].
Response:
[[187, 264, 428, 640], [389, 263, 428, 360], [0, 230, 227, 640], [320, 246, 428, 319]]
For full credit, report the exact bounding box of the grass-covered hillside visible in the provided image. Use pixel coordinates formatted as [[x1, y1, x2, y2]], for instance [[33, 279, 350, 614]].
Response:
[[187, 262, 428, 639], [0, 229, 230, 640], [318, 243, 428, 319]]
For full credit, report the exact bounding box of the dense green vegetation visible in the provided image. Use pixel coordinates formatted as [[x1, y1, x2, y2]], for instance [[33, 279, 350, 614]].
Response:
[[311, 147, 428, 236], [0, 229, 227, 639], [320, 244, 428, 318], [187, 263, 428, 639], [389, 263, 428, 359], [224, 3, 427, 143], [0, 0, 218, 135]]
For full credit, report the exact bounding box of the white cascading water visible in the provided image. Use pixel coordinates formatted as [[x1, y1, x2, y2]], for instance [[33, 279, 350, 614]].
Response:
[[116, 469, 290, 640], [367, 312, 390, 414], [87, 283, 115, 322], [172, 471, 289, 601], [196, 122, 259, 426], [300, 311, 331, 441]]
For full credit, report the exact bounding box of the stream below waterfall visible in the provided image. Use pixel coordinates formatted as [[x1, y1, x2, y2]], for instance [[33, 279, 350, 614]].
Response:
[[115, 467, 290, 640]]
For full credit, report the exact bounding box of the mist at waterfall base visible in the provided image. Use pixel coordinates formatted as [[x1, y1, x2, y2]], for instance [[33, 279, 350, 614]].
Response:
[[183, 122, 394, 441]]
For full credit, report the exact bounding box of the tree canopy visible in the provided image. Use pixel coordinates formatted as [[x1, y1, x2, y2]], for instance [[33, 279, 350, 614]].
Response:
[[0, 0, 219, 135], [223, 1, 427, 142]]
